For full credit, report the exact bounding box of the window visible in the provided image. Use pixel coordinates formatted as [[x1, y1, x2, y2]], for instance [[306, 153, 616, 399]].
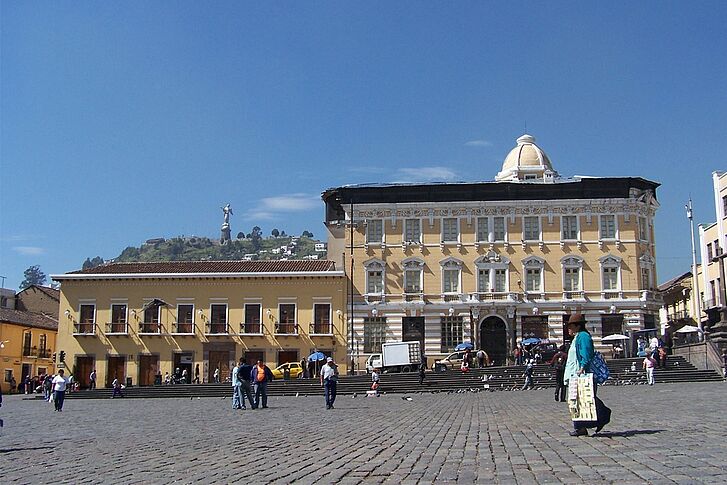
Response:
[[177, 304, 194, 333], [442, 218, 459, 242], [111, 304, 127, 333], [404, 219, 421, 243], [367, 269, 384, 294], [313, 304, 331, 334], [278, 303, 297, 334], [707, 243, 714, 261], [494, 269, 507, 292], [39, 334, 47, 350], [493, 217, 506, 241], [443, 269, 460, 293], [440, 316, 463, 353], [243, 304, 261, 334], [564, 267, 580, 291], [600, 215, 616, 239], [639, 217, 648, 241], [603, 267, 618, 291], [478, 269, 490, 292], [210, 303, 228, 333], [523, 216, 540, 240], [22, 331, 32, 356], [142, 304, 161, 333], [715, 240, 722, 256], [561, 216, 578, 240], [404, 269, 422, 293], [5, 369, 13, 383], [78, 304, 95, 333], [526, 268, 541, 292], [366, 219, 383, 244], [641, 267, 651, 290], [363, 317, 386, 353], [477, 217, 489, 242], [723, 195, 727, 214], [522, 316, 548, 339]]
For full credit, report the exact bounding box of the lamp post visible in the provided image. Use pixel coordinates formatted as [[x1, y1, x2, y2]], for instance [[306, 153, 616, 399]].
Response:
[[686, 199, 704, 340]]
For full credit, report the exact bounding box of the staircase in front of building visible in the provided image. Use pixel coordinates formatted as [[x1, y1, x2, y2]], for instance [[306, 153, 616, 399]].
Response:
[[35, 356, 721, 400]]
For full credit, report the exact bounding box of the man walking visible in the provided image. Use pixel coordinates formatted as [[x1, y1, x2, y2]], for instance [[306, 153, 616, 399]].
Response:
[[231, 360, 242, 409], [549, 345, 568, 402], [52, 369, 69, 412], [89, 369, 97, 390], [320, 357, 339, 409], [238, 358, 254, 409], [250, 359, 273, 409]]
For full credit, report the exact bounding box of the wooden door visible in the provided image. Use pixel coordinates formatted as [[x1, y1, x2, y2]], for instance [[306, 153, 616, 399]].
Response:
[[208, 351, 230, 382], [138, 355, 159, 386], [106, 356, 126, 387], [278, 350, 299, 367], [75, 356, 94, 389]]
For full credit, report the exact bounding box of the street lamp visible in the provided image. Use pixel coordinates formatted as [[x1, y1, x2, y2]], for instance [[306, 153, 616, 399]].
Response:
[[686, 199, 704, 340]]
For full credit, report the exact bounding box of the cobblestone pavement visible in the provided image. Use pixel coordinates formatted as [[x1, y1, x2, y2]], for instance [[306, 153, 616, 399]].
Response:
[[0, 382, 725, 484]]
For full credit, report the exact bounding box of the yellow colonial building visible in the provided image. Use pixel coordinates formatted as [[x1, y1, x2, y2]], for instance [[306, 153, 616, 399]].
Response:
[[52, 260, 346, 388], [323, 134, 662, 368], [0, 309, 57, 393]]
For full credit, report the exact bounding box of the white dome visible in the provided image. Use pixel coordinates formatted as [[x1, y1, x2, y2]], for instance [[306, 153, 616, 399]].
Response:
[[496, 134, 557, 182]]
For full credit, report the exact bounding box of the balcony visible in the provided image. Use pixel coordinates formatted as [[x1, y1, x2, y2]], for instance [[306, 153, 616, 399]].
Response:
[[239, 322, 263, 335], [173, 322, 195, 335], [274, 323, 298, 335], [602, 291, 623, 300], [667, 310, 691, 323], [364, 293, 385, 304], [563, 291, 584, 300], [73, 323, 96, 336], [703, 298, 720, 310], [403, 293, 425, 303], [442, 293, 465, 303], [139, 323, 162, 335], [105, 322, 129, 335], [22, 345, 33, 357], [38, 348, 52, 359], [309, 323, 333, 335], [469, 292, 520, 302], [205, 322, 229, 335], [641, 290, 664, 304]]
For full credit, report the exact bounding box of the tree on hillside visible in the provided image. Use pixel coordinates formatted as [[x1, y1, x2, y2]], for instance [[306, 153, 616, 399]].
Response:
[[271, 228, 280, 238], [20, 265, 47, 289], [301, 230, 314, 238], [280, 230, 287, 237], [251, 226, 263, 251], [237, 232, 245, 239], [82, 256, 104, 270]]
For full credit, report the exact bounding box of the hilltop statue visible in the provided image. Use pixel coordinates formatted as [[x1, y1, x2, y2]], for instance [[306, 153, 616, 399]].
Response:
[[220, 203, 233, 244]]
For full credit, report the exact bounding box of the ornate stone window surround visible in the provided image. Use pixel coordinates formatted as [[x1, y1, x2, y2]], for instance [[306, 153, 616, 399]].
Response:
[[440, 257, 463, 296], [599, 254, 623, 298], [475, 252, 510, 293], [561, 256, 584, 298], [402, 257, 424, 294], [522, 256, 545, 299], [364, 258, 386, 303]]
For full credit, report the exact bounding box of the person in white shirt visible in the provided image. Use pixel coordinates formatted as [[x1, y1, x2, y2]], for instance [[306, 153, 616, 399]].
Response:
[[52, 369, 69, 412], [319, 357, 339, 409]]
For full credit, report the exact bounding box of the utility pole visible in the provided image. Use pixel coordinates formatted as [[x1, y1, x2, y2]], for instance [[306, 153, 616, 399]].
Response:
[[686, 199, 704, 340]]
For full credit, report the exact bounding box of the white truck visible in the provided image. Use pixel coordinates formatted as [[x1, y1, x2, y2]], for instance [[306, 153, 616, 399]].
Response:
[[366, 341, 422, 373]]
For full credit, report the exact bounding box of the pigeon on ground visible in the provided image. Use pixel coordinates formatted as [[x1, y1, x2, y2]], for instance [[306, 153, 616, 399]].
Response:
[[402, 397, 413, 401], [352, 393, 357, 398], [295, 392, 299, 397]]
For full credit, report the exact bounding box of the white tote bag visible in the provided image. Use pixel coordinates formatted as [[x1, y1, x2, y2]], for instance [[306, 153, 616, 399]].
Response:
[[569, 374, 597, 422]]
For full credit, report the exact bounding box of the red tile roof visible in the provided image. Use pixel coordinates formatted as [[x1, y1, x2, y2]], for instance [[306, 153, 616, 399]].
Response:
[[18, 285, 60, 301], [0, 308, 58, 331], [62, 260, 338, 276]]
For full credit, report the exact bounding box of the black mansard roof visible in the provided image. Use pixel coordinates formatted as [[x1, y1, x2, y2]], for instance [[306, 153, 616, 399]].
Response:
[[322, 177, 659, 222]]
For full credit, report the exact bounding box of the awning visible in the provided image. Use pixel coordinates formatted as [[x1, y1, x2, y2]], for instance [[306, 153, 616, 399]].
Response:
[[142, 298, 170, 311]]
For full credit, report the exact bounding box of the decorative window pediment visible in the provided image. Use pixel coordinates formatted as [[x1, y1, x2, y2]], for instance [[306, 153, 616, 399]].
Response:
[[364, 258, 386, 270], [639, 253, 655, 266], [522, 256, 545, 269], [402, 257, 425, 270], [599, 255, 622, 267], [561, 256, 584, 268], [475, 251, 509, 269], [440, 256, 463, 269]]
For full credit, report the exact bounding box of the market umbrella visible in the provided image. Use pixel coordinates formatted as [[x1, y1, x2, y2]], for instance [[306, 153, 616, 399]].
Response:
[[522, 337, 541, 345], [308, 351, 326, 361], [455, 342, 474, 351], [602, 334, 629, 342], [676, 325, 701, 333]]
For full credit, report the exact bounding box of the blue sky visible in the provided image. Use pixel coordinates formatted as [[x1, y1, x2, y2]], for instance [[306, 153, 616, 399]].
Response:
[[1, 2, 726, 290]]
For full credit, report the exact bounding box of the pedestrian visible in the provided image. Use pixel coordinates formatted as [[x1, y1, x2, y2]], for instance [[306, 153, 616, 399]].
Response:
[[238, 358, 254, 409], [513, 345, 522, 366], [418, 363, 426, 385], [231, 360, 242, 409], [164, 372, 171, 385], [23, 375, 31, 394], [10, 376, 16, 394], [463, 349, 472, 369], [643, 354, 656, 385], [89, 369, 97, 390], [52, 369, 69, 412], [308, 359, 316, 379], [174, 368, 181, 384], [182, 368, 188, 384], [564, 313, 611, 436], [476, 349, 486, 368], [371, 368, 380, 395], [320, 357, 339, 409], [250, 359, 273, 409], [43, 374, 53, 402], [111, 377, 124, 398], [300, 358, 308, 379], [213, 367, 220, 383], [521, 358, 535, 390], [194, 364, 200, 384], [549, 345, 568, 402], [67, 374, 75, 393]]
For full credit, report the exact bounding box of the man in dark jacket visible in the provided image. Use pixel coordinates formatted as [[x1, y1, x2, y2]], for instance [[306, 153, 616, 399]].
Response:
[[549, 345, 568, 402], [250, 360, 274, 409], [237, 358, 254, 409]]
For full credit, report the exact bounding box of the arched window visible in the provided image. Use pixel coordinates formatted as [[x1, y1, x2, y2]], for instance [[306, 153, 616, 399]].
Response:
[[639, 254, 655, 290], [561, 256, 584, 297], [522, 256, 545, 295], [475, 252, 510, 293], [440, 257, 463, 295], [364, 258, 385, 297], [402, 257, 425, 294], [600, 255, 622, 296]]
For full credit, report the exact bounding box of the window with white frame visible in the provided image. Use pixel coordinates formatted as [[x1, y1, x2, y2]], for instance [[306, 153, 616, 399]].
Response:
[[494, 269, 507, 292], [404, 219, 421, 243], [402, 258, 424, 293], [475, 253, 509, 294], [177, 304, 195, 333], [641, 267, 651, 290], [478, 269, 490, 292], [639, 254, 654, 290], [441, 258, 462, 294], [523, 257, 544, 293], [366, 219, 383, 244], [562, 257, 583, 293], [363, 317, 386, 353], [210, 303, 228, 333], [600, 215, 617, 239], [476, 217, 489, 242], [493, 217, 506, 241], [638, 217, 648, 241], [313, 304, 331, 334], [243, 304, 262, 334], [600, 255, 621, 292], [110, 304, 127, 333], [365, 260, 385, 294], [523, 216, 540, 241], [278, 303, 297, 334], [561, 215, 578, 240], [442, 218, 459, 242]]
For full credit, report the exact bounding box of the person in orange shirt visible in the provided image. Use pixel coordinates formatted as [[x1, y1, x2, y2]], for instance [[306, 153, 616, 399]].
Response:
[[250, 359, 273, 409]]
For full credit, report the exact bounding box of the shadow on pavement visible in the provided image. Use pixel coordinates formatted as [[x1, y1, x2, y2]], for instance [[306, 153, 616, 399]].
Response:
[[0, 446, 55, 453], [593, 429, 665, 438]]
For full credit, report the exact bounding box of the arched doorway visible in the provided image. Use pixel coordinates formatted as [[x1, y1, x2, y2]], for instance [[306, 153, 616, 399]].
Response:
[[480, 316, 508, 366]]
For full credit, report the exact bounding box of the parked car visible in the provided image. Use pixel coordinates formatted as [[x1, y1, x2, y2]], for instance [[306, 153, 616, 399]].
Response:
[[365, 353, 383, 374], [530, 342, 559, 363], [271, 362, 304, 380]]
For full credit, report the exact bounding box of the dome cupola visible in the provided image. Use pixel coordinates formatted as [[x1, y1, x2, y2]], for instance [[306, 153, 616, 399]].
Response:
[[495, 134, 558, 182]]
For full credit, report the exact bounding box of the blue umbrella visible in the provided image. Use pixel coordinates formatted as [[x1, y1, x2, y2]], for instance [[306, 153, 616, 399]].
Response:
[[308, 351, 326, 362], [522, 337, 541, 345], [455, 342, 474, 351]]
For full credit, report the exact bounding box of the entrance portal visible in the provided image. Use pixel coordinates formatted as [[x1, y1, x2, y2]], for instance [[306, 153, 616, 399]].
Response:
[[172, 352, 194, 384], [208, 351, 231, 383], [402, 317, 425, 348], [480, 316, 508, 366], [138, 354, 159, 386], [106, 356, 126, 388], [75, 356, 95, 389]]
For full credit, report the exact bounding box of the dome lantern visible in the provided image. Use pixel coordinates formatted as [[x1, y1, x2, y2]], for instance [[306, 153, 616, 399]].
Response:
[[495, 134, 558, 182]]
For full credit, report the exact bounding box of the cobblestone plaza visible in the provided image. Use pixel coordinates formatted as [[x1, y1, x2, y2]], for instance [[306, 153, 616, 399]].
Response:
[[1, 382, 725, 484]]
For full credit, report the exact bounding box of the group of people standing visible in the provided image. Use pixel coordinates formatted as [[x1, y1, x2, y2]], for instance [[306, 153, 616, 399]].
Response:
[[231, 358, 273, 410]]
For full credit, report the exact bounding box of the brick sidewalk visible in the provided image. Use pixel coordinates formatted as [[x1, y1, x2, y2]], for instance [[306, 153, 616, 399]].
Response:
[[0, 382, 724, 484]]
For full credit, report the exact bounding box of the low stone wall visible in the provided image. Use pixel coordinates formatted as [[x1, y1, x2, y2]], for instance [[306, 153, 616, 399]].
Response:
[[672, 342, 721, 371]]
